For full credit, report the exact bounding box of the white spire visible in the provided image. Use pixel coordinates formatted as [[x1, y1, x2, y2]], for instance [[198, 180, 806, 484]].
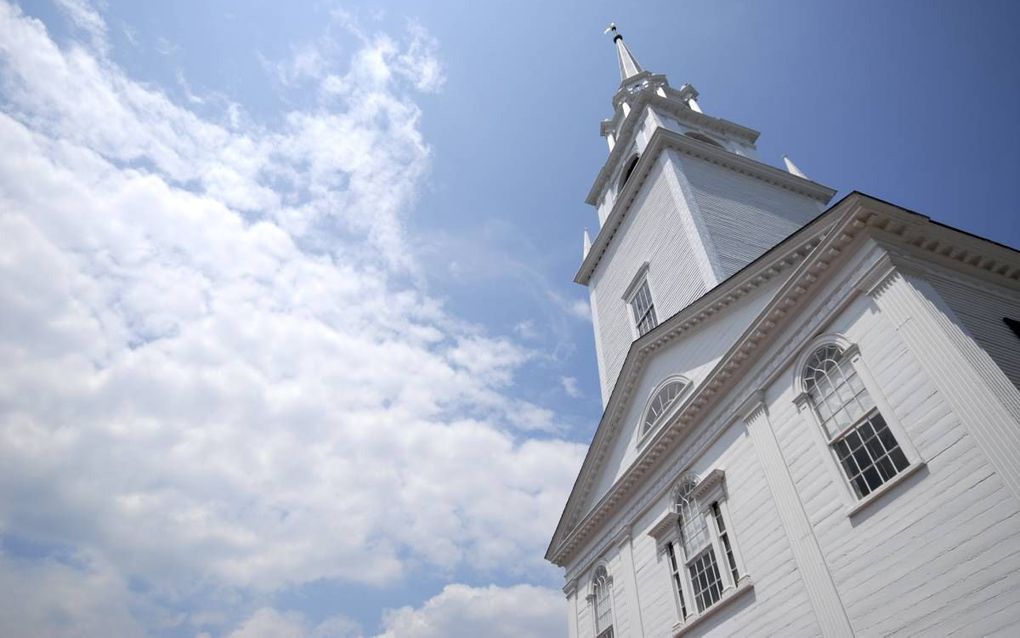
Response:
[[783, 154, 808, 179], [605, 23, 643, 81], [583, 228, 592, 259]]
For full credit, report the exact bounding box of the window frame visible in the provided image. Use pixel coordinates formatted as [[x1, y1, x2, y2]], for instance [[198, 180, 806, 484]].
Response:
[[636, 375, 692, 447], [587, 563, 616, 638], [622, 263, 658, 339], [651, 471, 747, 628], [793, 334, 924, 511]]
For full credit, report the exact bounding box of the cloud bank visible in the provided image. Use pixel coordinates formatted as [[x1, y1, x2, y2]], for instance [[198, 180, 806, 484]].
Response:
[[0, 1, 579, 634]]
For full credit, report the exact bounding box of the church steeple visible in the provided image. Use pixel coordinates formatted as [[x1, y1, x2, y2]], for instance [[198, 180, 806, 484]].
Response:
[[581, 26, 836, 403], [606, 23, 643, 81]]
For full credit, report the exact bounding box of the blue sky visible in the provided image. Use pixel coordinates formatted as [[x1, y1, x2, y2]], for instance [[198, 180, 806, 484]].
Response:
[[0, 1, 1018, 636]]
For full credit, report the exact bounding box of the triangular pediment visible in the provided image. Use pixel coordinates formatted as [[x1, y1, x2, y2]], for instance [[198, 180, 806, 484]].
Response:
[[547, 192, 1020, 567]]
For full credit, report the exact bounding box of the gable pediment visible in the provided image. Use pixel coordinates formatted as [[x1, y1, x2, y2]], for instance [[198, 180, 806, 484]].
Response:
[[548, 192, 1020, 568]]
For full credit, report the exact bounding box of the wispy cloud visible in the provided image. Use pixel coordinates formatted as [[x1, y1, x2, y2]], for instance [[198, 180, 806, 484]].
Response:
[[0, 1, 581, 634]]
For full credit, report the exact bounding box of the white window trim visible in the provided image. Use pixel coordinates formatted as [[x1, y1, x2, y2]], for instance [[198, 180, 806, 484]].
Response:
[[586, 563, 616, 638], [635, 374, 693, 448], [622, 263, 657, 339], [793, 333, 925, 514], [648, 471, 750, 630]]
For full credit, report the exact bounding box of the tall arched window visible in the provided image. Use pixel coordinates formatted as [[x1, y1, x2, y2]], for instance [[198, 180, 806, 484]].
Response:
[[591, 565, 613, 637], [803, 344, 910, 498], [656, 472, 743, 624], [640, 377, 690, 438]]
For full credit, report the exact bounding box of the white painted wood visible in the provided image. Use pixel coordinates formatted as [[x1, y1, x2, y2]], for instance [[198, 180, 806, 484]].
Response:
[[743, 397, 854, 636]]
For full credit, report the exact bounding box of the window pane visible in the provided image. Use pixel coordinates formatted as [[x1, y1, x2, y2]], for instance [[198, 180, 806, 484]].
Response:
[[689, 548, 723, 612]]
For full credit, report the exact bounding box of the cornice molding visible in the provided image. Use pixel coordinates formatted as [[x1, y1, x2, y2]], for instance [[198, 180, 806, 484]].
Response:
[[577, 128, 836, 285], [548, 193, 1020, 568]]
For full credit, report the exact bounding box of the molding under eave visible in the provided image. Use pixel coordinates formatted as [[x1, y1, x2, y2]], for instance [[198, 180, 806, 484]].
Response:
[[548, 193, 1020, 568], [576, 128, 837, 285]]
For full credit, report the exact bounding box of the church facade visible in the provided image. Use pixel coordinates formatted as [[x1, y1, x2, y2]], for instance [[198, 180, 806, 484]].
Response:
[[546, 27, 1020, 637]]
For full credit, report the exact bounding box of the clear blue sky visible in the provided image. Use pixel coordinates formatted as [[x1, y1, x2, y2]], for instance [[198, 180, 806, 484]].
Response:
[[1, 1, 1018, 636]]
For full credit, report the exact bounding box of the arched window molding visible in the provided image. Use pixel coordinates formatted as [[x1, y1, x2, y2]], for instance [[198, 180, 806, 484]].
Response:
[[587, 564, 615, 638], [794, 334, 924, 509], [637, 375, 692, 445], [650, 471, 748, 626]]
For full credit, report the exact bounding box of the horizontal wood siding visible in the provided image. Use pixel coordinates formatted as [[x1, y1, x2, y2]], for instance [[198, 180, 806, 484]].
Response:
[[768, 286, 1020, 636], [925, 270, 1020, 390], [589, 152, 711, 402], [680, 154, 823, 280]]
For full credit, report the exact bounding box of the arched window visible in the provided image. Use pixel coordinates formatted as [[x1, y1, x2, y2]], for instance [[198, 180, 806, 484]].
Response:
[[661, 473, 740, 622], [641, 377, 690, 438], [803, 344, 910, 498], [591, 565, 613, 637], [684, 131, 724, 148], [618, 155, 639, 190]]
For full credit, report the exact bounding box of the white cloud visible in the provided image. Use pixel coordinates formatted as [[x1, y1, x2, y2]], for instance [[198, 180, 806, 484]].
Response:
[[227, 608, 360, 638], [561, 376, 582, 398], [0, 1, 582, 633], [377, 584, 565, 638]]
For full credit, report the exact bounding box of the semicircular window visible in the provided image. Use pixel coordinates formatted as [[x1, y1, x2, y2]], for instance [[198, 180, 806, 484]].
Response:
[[642, 378, 690, 437]]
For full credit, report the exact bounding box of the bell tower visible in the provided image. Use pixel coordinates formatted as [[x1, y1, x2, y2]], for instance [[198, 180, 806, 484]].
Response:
[[581, 25, 837, 404]]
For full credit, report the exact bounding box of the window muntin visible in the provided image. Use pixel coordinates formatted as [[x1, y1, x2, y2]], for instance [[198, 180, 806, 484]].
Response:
[[592, 565, 613, 636], [665, 476, 742, 624], [675, 481, 709, 558], [803, 344, 910, 498], [641, 378, 688, 436], [832, 412, 909, 498], [630, 279, 658, 336], [689, 548, 724, 612], [711, 502, 739, 584]]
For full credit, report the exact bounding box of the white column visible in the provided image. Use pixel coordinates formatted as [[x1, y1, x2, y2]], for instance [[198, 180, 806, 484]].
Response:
[[866, 267, 1020, 503], [615, 529, 645, 637], [742, 394, 854, 636]]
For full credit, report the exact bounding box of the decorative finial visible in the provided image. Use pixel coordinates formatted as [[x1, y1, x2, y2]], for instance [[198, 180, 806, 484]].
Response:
[[605, 22, 643, 81]]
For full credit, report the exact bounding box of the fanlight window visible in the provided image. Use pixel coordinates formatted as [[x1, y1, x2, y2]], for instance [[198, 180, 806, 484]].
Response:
[[803, 344, 909, 498], [592, 565, 613, 637], [642, 378, 689, 436]]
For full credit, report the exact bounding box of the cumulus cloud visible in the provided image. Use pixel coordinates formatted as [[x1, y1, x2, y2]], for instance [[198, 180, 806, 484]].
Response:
[[377, 584, 565, 638], [0, 1, 581, 634]]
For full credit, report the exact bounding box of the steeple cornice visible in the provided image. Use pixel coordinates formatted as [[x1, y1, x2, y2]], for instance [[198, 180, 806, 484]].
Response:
[[577, 127, 836, 285], [590, 90, 759, 206]]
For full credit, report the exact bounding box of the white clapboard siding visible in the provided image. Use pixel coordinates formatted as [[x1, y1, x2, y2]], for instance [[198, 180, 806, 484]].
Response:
[[679, 153, 823, 280], [589, 152, 712, 401]]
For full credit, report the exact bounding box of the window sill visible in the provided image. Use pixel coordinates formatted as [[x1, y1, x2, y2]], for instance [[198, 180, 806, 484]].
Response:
[[672, 577, 754, 637], [846, 460, 926, 519]]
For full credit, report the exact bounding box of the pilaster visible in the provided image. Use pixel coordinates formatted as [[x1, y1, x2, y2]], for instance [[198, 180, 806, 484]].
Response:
[[867, 266, 1020, 504], [614, 528, 645, 637], [741, 393, 854, 636]]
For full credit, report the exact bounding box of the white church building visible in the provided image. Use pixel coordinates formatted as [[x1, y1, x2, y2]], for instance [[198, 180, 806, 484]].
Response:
[[546, 26, 1020, 637]]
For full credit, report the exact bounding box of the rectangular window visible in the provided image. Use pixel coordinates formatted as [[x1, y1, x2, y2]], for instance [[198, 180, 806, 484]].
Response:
[[630, 279, 658, 336], [711, 502, 739, 584], [689, 548, 723, 612], [832, 411, 910, 498]]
